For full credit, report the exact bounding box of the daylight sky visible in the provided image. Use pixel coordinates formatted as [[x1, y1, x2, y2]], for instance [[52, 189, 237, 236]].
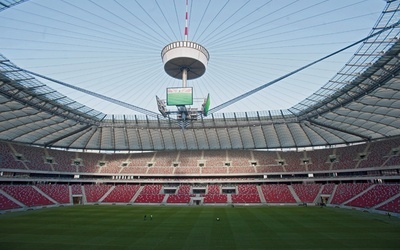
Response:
[[0, 0, 387, 117]]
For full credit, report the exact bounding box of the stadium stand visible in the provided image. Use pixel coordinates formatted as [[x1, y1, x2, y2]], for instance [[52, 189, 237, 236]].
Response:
[[134, 184, 165, 203], [129, 152, 154, 167], [36, 184, 70, 204], [78, 152, 103, 173], [153, 151, 177, 167], [376, 196, 400, 213], [261, 184, 296, 203], [0, 185, 54, 207], [357, 140, 396, 169], [228, 166, 256, 174], [330, 183, 373, 205], [1, 1, 400, 222], [166, 184, 193, 203], [50, 148, 76, 172], [231, 184, 261, 203], [202, 194, 228, 204], [0, 193, 22, 210], [332, 144, 366, 170], [84, 184, 112, 203], [321, 183, 335, 195], [203, 150, 226, 167], [252, 151, 277, 166], [147, 166, 174, 175], [255, 165, 285, 173], [166, 194, 192, 203], [345, 184, 400, 208], [202, 166, 227, 174], [96, 154, 120, 174], [384, 154, 400, 168], [0, 182, 399, 214], [71, 184, 83, 195], [202, 184, 228, 203], [179, 150, 202, 167], [120, 166, 148, 174], [174, 167, 200, 175], [228, 150, 251, 167], [292, 184, 322, 203], [1, 138, 400, 214], [0, 142, 28, 170], [102, 185, 140, 203], [281, 151, 307, 172], [306, 148, 332, 172], [11, 144, 53, 171]]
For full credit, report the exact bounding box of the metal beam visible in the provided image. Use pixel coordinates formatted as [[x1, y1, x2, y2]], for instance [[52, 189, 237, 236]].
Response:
[[1, 62, 167, 120]]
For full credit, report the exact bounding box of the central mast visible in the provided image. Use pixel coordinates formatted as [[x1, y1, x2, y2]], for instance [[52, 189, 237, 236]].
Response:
[[157, 0, 211, 128], [182, 0, 189, 87]]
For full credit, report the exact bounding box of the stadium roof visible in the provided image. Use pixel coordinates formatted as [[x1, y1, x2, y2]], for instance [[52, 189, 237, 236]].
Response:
[[1, 0, 400, 151]]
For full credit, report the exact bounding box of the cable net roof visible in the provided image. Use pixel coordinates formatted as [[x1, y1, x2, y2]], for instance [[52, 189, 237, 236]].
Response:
[[0, 0, 400, 151]]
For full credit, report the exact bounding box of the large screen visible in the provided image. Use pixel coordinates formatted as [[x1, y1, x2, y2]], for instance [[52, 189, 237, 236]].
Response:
[[167, 87, 193, 106]]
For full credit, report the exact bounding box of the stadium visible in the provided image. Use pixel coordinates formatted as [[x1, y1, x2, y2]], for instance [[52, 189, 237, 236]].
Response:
[[1, 0, 400, 248]]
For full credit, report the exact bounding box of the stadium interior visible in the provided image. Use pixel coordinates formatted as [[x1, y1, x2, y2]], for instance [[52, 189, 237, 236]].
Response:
[[1, 0, 400, 216]]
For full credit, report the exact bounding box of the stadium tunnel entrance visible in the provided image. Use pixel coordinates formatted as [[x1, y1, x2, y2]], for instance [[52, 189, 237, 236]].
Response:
[[191, 197, 203, 206], [73, 196, 82, 205]]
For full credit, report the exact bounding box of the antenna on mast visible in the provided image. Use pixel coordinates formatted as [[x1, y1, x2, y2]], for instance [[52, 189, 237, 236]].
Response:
[[184, 0, 189, 41]]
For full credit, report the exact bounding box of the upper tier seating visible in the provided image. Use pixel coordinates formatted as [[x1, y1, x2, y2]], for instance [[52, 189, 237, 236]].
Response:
[[202, 166, 227, 174], [77, 151, 102, 173], [252, 151, 278, 166], [332, 144, 366, 170], [0, 142, 28, 170], [228, 150, 251, 167], [229, 166, 256, 174], [203, 150, 226, 167], [49, 148, 76, 172], [153, 151, 177, 167], [357, 140, 398, 169], [281, 151, 307, 172], [178, 150, 202, 167], [306, 148, 332, 172], [12, 144, 52, 171], [1, 137, 399, 175]]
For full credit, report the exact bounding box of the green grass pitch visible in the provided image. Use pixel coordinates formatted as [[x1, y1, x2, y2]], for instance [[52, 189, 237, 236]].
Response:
[[1, 205, 399, 249]]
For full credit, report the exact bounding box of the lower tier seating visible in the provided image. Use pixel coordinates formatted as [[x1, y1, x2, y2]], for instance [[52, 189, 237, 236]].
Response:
[[0, 183, 399, 215]]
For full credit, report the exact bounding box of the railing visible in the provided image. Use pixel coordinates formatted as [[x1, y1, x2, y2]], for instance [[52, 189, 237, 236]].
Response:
[[161, 41, 210, 61]]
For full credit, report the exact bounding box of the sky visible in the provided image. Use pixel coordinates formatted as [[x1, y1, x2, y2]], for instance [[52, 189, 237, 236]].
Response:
[[0, 0, 387, 118]]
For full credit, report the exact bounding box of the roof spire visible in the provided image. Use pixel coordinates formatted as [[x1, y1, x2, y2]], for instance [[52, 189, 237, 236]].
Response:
[[184, 0, 188, 41]]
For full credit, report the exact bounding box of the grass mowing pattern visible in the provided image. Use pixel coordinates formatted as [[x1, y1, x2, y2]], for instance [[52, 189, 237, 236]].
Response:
[[0, 206, 399, 249]]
